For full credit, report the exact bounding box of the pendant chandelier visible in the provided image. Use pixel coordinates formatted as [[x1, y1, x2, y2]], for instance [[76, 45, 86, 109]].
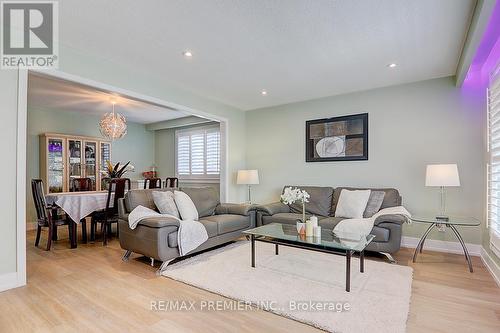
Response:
[[99, 101, 127, 140]]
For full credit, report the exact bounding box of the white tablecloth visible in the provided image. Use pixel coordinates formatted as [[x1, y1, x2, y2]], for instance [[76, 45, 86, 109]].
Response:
[[45, 191, 114, 223]]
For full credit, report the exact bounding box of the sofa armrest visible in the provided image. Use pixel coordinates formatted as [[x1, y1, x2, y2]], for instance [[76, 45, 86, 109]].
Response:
[[256, 202, 290, 216], [138, 217, 180, 228], [215, 203, 255, 216], [118, 198, 129, 221], [373, 214, 409, 226]]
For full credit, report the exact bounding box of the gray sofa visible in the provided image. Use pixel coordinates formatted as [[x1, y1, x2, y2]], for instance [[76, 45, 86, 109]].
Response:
[[117, 187, 255, 272], [257, 186, 404, 262]]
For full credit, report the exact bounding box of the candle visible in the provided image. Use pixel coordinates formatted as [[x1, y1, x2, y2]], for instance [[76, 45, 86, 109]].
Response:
[[306, 220, 314, 237], [314, 226, 322, 238], [310, 215, 318, 228]]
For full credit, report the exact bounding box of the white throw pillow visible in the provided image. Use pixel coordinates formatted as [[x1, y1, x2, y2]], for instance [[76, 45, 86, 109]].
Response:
[[152, 191, 179, 218], [335, 189, 372, 219], [174, 190, 199, 221]]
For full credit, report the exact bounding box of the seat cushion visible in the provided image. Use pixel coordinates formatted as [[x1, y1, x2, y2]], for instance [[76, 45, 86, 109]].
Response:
[[181, 187, 220, 218], [318, 217, 345, 230], [198, 219, 218, 237], [262, 213, 315, 225], [284, 186, 334, 217], [201, 214, 250, 235]]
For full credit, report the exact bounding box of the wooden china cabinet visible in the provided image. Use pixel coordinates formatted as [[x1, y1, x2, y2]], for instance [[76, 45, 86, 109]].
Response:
[[39, 133, 112, 193]]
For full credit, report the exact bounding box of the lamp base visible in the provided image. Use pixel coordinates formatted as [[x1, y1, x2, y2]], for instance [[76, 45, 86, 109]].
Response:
[[435, 215, 449, 222]]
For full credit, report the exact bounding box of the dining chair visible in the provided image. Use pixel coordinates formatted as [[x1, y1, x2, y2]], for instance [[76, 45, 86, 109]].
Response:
[[71, 177, 93, 192], [31, 179, 73, 251], [165, 177, 179, 188], [71, 177, 93, 243], [91, 178, 130, 245], [144, 177, 162, 189]]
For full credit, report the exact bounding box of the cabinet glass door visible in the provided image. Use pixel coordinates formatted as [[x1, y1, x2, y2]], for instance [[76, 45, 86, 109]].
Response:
[[47, 138, 64, 193], [84, 141, 97, 190], [68, 139, 83, 191], [100, 142, 111, 190]]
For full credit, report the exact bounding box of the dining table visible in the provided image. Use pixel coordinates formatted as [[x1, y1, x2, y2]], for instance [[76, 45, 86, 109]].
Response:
[[45, 191, 114, 248]]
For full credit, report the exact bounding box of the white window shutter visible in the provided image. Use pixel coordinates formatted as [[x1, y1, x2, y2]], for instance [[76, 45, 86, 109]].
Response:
[[175, 126, 220, 179], [488, 64, 500, 259]]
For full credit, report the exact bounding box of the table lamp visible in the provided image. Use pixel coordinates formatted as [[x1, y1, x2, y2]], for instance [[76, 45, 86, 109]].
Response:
[[237, 170, 259, 204], [425, 164, 460, 221]]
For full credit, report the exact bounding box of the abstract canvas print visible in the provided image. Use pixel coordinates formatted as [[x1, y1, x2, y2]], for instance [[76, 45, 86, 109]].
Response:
[[306, 113, 368, 162]]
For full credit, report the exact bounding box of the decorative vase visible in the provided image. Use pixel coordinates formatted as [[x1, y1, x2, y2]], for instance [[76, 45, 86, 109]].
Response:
[[296, 221, 306, 235]]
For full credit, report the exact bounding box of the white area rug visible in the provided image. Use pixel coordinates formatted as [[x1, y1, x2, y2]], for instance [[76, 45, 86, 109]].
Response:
[[162, 241, 413, 333]]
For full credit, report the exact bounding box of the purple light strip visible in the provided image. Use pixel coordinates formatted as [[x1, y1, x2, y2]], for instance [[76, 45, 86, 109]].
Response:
[[464, 0, 500, 86]]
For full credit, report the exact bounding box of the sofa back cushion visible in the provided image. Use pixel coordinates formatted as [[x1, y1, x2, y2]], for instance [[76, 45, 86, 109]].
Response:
[[124, 188, 172, 212], [180, 187, 220, 218], [331, 187, 401, 215], [283, 186, 334, 217]]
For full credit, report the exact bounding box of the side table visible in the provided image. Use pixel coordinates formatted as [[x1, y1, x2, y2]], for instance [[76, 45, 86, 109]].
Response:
[[411, 216, 480, 272]]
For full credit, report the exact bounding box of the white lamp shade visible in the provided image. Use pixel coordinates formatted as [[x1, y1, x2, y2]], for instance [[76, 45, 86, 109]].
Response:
[[237, 170, 259, 185], [425, 164, 460, 187]]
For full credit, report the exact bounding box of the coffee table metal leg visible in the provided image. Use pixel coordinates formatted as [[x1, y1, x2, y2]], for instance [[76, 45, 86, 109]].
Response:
[[413, 223, 436, 262], [346, 250, 352, 292], [251, 235, 255, 268], [275, 244, 279, 255], [360, 250, 364, 273], [448, 224, 474, 273]]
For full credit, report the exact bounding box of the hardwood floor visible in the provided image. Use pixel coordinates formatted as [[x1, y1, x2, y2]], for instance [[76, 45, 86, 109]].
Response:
[[0, 229, 499, 333]]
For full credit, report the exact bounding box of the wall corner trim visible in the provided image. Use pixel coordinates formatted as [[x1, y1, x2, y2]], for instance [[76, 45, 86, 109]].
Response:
[[401, 236, 482, 256], [480, 247, 500, 287], [0, 272, 25, 293]]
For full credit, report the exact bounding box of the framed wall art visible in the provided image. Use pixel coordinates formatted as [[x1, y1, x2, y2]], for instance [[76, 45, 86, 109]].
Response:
[[305, 113, 368, 162]]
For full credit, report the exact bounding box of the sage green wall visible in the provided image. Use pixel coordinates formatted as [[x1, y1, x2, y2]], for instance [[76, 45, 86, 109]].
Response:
[[246, 77, 486, 245], [26, 107, 155, 224]]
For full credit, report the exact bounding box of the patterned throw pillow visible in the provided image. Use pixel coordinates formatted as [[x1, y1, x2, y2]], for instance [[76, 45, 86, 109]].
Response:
[[363, 191, 386, 218], [152, 191, 179, 218]]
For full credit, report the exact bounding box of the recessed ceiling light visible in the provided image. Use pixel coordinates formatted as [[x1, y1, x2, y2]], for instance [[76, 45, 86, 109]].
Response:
[[387, 63, 397, 68], [183, 50, 193, 58], [261, 90, 268, 96]]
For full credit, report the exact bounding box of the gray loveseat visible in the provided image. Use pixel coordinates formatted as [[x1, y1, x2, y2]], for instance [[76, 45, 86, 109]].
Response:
[[117, 187, 255, 272], [257, 186, 404, 262]]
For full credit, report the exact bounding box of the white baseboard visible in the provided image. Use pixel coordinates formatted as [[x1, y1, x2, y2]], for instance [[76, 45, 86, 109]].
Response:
[[0, 272, 25, 292], [401, 236, 481, 256], [480, 247, 500, 287]]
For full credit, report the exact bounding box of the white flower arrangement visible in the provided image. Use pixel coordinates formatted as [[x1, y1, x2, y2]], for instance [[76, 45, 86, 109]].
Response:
[[280, 187, 310, 224], [280, 187, 310, 205]]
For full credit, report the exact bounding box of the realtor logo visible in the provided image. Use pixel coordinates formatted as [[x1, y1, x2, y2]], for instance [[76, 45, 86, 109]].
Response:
[[1, 1, 58, 68]]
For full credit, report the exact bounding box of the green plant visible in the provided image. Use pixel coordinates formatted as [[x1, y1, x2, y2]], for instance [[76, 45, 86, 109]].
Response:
[[104, 161, 133, 178]]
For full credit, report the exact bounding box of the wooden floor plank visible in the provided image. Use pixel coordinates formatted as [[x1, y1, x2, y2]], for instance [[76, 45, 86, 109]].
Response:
[[0, 230, 499, 332]]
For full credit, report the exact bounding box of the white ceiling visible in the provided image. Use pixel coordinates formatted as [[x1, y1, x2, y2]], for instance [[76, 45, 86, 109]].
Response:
[[28, 74, 190, 124], [59, 0, 475, 110]]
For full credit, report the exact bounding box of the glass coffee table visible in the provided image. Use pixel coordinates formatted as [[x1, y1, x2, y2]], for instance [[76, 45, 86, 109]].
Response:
[[243, 223, 375, 292], [411, 216, 481, 272]]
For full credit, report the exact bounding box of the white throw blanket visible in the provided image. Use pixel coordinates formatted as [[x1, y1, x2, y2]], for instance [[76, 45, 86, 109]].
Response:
[[334, 206, 411, 238], [128, 205, 208, 256]]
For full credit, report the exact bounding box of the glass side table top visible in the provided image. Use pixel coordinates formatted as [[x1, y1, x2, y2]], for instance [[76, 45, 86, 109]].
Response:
[[243, 223, 375, 252], [411, 216, 480, 226]]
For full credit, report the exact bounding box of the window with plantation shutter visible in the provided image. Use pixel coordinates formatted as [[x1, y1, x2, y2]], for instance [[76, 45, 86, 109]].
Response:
[[488, 64, 500, 259], [175, 126, 220, 180]]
